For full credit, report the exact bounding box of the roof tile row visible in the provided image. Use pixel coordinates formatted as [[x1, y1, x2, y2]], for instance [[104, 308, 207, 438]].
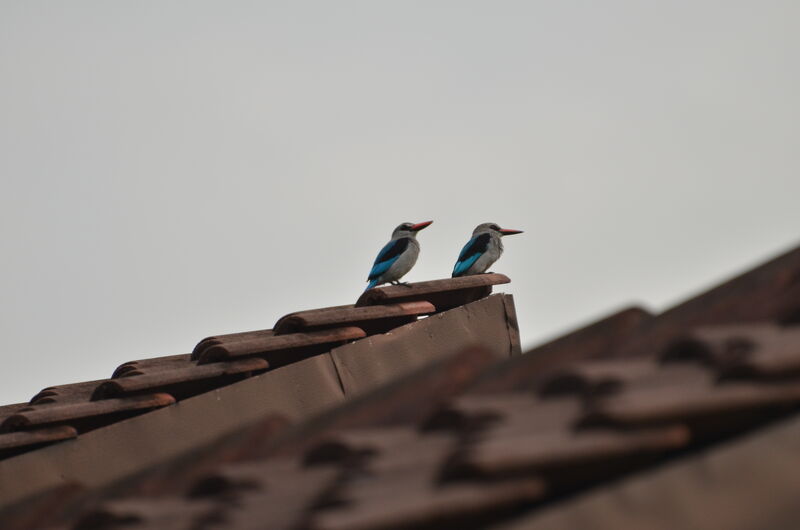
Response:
[[46, 311, 800, 529], [7, 246, 800, 529], [0, 274, 510, 461]]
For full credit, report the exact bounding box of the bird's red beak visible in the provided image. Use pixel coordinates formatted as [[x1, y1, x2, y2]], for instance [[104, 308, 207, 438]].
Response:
[[499, 228, 523, 236], [410, 220, 433, 232]]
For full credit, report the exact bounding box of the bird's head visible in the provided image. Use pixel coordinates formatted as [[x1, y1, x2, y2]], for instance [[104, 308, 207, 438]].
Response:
[[392, 220, 433, 238], [474, 222, 524, 237]]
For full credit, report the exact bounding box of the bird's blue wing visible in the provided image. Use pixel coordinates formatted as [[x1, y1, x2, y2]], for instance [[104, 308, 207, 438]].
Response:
[[452, 233, 490, 277], [368, 237, 410, 280]]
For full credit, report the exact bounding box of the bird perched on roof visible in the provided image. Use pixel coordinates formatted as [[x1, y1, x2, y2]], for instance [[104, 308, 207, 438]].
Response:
[[366, 221, 433, 290], [452, 223, 523, 277]]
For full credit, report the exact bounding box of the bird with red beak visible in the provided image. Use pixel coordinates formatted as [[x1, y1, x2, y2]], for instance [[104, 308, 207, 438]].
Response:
[[365, 221, 433, 290], [452, 222, 523, 277]]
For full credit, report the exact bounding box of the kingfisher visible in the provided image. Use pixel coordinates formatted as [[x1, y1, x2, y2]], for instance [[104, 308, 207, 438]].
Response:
[[452, 223, 523, 277], [365, 221, 433, 290]]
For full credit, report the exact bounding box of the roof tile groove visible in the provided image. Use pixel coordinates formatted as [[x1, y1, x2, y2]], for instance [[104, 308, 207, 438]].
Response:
[[112, 354, 193, 378], [309, 478, 544, 530], [539, 359, 661, 397], [304, 425, 543, 529], [583, 380, 800, 428], [355, 273, 510, 311], [273, 301, 436, 334], [0, 278, 506, 469], [194, 327, 366, 364], [1, 393, 176, 433], [73, 498, 218, 530], [92, 358, 268, 400], [664, 323, 800, 379], [457, 425, 690, 479], [7, 247, 800, 529], [191, 329, 275, 359], [189, 461, 341, 530], [29, 380, 112, 406], [610, 246, 800, 359], [469, 307, 653, 394], [269, 347, 498, 457], [0, 425, 78, 453], [0, 403, 28, 424]]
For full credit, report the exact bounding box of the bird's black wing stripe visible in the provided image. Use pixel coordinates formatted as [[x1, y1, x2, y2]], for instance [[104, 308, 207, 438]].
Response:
[[375, 237, 410, 264], [458, 233, 490, 261]]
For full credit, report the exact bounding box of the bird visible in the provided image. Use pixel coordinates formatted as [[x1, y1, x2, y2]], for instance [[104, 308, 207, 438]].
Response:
[[365, 221, 433, 290], [452, 222, 523, 277]]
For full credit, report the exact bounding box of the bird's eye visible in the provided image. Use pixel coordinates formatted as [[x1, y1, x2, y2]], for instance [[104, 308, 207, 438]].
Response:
[[491, 224, 500, 231]]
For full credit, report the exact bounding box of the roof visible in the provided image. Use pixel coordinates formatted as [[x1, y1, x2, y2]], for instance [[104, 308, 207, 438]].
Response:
[[3, 244, 800, 529], [0, 274, 511, 462], [0, 274, 518, 513]]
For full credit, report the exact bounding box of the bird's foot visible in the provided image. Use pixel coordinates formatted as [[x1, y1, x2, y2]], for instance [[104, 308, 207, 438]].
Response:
[[398, 281, 413, 288]]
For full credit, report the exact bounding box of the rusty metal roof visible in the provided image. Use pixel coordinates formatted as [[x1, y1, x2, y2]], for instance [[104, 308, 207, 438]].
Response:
[[4, 245, 800, 529]]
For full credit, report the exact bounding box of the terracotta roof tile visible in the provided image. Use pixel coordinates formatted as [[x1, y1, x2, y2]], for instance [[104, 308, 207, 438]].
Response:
[[192, 329, 275, 360], [1, 393, 176, 433], [6, 245, 800, 529], [355, 273, 510, 311], [73, 498, 217, 530], [0, 407, 78, 457], [194, 327, 366, 364], [458, 424, 689, 479], [665, 323, 800, 379], [539, 359, 661, 397], [584, 378, 800, 428], [29, 380, 112, 406], [113, 354, 193, 378], [309, 478, 544, 530], [0, 277, 508, 468], [428, 394, 581, 434], [470, 306, 653, 394], [273, 301, 435, 334], [93, 358, 268, 400], [190, 460, 340, 530], [0, 425, 78, 453]]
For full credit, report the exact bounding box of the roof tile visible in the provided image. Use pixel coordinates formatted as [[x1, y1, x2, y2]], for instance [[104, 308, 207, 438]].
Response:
[[310, 478, 544, 530], [29, 380, 111, 406], [274, 301, 435, 334], [355, 273, 510, 311], [0, 425, 78, 453], [93, 358, 268, 400], [73, 498, 217, 530], [665, 324, 800, 379], [2, 393, 176, 433], [194, 327, 366, 364], [190, 460, 340, 530], [113, 354, 193, 378], [191, 329, 274, 359], [459, 425, 689, 479], [539, 359, 660, 397], [584, 379, 800, 428]]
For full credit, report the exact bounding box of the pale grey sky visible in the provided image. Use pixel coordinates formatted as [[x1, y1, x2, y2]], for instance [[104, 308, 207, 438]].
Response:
[[1, 1, 799, 405]]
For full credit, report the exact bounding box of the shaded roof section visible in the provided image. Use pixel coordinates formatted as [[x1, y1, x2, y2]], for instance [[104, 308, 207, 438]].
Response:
[[472, 243, 800, 394], [7, 243, 800, 530], [0, 274, 511, 461]]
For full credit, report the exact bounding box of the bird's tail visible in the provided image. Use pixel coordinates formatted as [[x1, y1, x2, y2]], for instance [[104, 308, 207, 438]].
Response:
[[365, 278, 380, 291]]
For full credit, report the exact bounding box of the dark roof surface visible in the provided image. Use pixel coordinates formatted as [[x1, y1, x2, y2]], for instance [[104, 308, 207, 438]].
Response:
[[0, 274, 510, 462], [4, 244, 800, 529]]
